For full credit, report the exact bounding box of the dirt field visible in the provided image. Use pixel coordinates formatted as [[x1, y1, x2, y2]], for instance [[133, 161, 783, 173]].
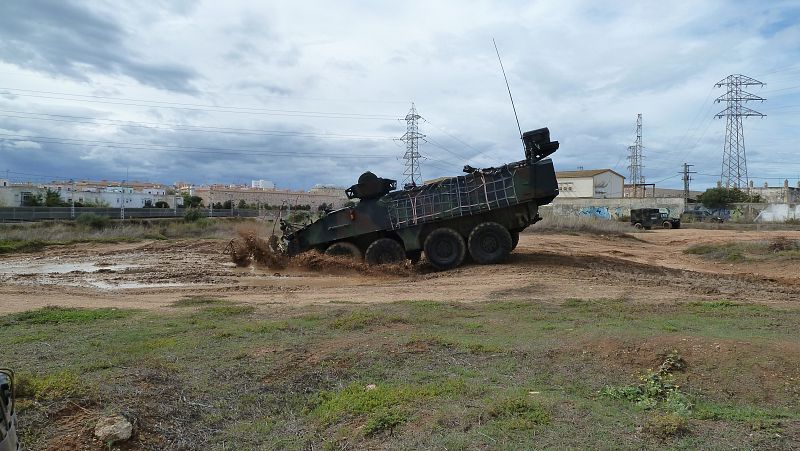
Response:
[[2, 228, 800, 313], [3, 228, 800, 449]]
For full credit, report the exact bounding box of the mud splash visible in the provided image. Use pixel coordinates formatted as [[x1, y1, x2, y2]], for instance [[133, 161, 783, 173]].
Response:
[[226, 232, 417, 277]]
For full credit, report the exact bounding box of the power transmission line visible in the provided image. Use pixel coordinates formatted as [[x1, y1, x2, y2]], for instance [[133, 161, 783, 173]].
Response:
[[0, 89, 399, 120], [714, 74, 766, 188], [0, 134, 394, 159], [0, 110, 396, 141]]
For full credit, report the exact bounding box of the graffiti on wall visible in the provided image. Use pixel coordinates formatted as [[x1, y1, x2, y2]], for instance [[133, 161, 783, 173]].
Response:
[[577, 206, 624, 220]]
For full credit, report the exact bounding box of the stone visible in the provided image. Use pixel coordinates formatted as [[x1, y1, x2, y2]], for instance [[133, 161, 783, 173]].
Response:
[[94, 415, 132, 443]]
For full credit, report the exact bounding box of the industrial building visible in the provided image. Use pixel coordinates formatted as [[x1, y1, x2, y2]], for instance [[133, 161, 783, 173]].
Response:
[[555, 169, 625, 198]]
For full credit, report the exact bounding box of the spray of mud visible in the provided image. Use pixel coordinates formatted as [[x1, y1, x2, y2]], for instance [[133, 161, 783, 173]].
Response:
[[226, 231, 418, 276], [226, 232, 289, 269]]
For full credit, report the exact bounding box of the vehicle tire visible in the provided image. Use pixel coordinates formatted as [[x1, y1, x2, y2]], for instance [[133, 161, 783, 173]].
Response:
[[467, 222, 512, 265], [634, 223, 643, 230], [510, 230, 520, 251], [662, 221, 672, 229], [424, 228, 466, 270], [324, 241, 362, 260], [365, 238, 406, 265]]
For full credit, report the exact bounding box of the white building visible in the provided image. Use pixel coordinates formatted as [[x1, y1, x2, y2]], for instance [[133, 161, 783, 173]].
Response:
[[556, 169, 625, 198], [251, 179, 275, 190]]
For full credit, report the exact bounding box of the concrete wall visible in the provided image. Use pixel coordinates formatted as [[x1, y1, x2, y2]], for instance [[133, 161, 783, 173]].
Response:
[[546, 197, 686, 219]]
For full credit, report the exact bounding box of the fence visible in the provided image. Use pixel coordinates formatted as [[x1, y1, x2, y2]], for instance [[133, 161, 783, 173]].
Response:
[[0, 207, 274, 222]]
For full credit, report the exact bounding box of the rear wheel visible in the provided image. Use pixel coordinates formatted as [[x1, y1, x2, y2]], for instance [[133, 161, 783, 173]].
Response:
[[634, 223, 643, 230], [468, 222, 512, 264], [662, 221, 673, 229], [424, 228, 466, 270], [510, 230, 520, 251], [365, 238, 406, 265], [324, 242, 362, 260]]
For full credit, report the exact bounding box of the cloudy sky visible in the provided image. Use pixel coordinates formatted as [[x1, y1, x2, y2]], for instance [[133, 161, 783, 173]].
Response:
[[1, 0, 798, 190]]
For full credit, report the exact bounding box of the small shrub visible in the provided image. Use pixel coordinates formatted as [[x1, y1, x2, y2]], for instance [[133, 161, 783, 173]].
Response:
[[76, 212, 111, 229], [363, 407, 406, 436], [644, 413, 689, 440], [183, 207, 204, 222], [600, 351, 692, 415]]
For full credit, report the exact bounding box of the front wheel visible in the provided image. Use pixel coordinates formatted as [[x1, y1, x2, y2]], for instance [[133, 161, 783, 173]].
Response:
[[324, 242, 362, 260], [662, 221, 673, 229], [634, 223, 643, 230], [424, 228, 466, 270], [365, 238, 406, 265], [468, 222, 512, 264]]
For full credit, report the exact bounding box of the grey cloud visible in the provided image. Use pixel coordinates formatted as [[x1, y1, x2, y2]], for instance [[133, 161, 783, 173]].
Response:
[[0, 0, 197, 92]]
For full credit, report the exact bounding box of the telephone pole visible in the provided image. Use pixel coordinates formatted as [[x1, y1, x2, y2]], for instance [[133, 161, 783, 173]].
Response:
[[679, 163, 696, 202], [714, 74, 766, 188], [400, 103, 425, 188], [627, 114, 644, 197]]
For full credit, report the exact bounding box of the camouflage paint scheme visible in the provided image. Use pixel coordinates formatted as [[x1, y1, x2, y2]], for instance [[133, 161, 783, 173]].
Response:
[[282, 127, 560, 260], [0, 369, 17, 451]]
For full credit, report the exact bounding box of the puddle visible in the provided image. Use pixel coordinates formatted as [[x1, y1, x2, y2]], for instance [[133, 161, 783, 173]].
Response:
[[87, 281, 188, 290], [0, 262, 136, 275]]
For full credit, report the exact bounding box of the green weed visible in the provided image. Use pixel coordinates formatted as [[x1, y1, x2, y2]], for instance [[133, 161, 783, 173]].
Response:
[[170, 296, 229, 307], [1, 306, 132, 325]]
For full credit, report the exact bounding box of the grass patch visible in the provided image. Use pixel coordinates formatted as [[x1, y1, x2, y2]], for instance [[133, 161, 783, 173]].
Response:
[[170, 296, 229, 307], [199, 305, 255, 317], [3, 299, 800, 449], [0, 239, 48, 254], [329, 310, 404, 331], [16, 370, 85, 400], [487, 396, 551, 429], [1, 306, 132, 325], [685, 238, 800, 262]]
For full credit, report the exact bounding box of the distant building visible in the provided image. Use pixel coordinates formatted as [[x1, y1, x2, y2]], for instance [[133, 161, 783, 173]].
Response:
[[748, 180, 800, 203], [194, 185, 347, 210], [0, 181, 180, 208], [251, 179, 276, 190], [556, 169, 625, 198]]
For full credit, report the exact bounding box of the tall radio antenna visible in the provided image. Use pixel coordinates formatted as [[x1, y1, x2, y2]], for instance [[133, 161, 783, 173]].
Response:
[[493, 38, 523, 142]]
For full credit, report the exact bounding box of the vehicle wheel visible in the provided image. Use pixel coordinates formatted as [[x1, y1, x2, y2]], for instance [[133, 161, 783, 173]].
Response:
[[365, 238, 406, 265], [324, 242, 362, 260], [634, 223, 643, 230], [468, 222, 512, 265], [510, 230, 520, 251], [424, 228, 466, 270], [662, 221, 672, 229]]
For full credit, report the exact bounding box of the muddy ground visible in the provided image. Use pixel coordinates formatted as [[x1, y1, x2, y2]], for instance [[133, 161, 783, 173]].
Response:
[[1, 228, 799, 313]]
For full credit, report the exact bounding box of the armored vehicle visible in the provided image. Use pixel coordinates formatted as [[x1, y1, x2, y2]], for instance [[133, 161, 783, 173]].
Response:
[[631, 208, 681, 230], [0, 369, 18, 451], [281, 127, 560, 270]]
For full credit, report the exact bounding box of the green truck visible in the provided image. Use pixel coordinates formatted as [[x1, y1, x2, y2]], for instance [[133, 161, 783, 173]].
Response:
[[282, 127, 560, 269], [630, 208, 681, 230], [0, 369, 18, 451]]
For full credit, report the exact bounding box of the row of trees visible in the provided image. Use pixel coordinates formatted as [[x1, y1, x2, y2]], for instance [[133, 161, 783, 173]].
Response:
[[697, 187, 762, 209]]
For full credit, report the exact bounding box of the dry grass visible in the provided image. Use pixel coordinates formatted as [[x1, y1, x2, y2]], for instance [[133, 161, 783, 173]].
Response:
[[0, 218, 266, 244], [531, 215, 638, 236]]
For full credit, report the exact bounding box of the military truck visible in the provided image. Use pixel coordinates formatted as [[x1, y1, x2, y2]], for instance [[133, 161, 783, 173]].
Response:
[[281, 127, 560, 269], [0, 369, 18, 451], [631, 208, 681, 230]]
